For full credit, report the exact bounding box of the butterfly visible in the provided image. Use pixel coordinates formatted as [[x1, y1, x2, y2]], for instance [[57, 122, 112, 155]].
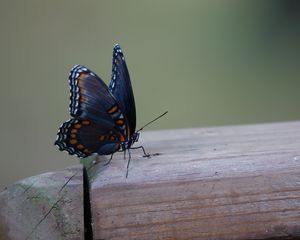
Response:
[[55, 44, 155, 177]]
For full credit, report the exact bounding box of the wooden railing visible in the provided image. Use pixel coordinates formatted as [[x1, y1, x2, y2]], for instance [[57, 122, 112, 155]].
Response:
[[1, 121, 300, 239]]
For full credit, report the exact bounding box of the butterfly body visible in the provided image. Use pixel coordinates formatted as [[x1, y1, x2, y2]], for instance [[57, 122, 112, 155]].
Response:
[[55, 44, 141, 160]]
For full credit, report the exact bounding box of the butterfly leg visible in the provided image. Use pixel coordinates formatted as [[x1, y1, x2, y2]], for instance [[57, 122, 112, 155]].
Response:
[[123, 149, 126, 160], [130, 145, 150, 158], [103, 153, 114, 166], [126, 149, 131, 178]]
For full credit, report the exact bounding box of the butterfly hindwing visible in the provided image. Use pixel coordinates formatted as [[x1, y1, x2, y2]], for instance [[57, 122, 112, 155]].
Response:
[[109, 44, 136, 139], [55, 118, 125, 157]]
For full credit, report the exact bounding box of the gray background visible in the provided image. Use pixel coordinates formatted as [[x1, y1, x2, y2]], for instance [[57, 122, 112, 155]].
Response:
[[1, 1, 300, 189]]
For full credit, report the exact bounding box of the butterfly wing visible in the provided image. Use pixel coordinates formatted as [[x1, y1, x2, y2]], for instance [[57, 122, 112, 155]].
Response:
[[69, 65, 115, 125], [109, 44, 136, 139], [55, 65, 127, 157], [55, 118, 125, 157]]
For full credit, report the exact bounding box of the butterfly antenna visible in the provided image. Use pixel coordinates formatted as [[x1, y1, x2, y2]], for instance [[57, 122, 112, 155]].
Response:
[[136, 111, 168, 132]]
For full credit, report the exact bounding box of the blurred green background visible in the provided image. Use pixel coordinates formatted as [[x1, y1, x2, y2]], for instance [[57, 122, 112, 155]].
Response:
[[1, 0, 300, 189]]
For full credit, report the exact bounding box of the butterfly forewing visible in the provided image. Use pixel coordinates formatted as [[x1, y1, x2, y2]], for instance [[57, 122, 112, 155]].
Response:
[[69, 65, 116, 125], [109, 44, 136, 138]]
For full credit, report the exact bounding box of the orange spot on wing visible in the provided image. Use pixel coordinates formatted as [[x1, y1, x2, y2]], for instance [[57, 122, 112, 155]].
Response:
[[115, 119, 125, 125], [84, 149, 91, 154], [70, 134, 76, 138], [119, 134, 125, 142], [77, 79, 84, 89], [80, 95, 85, 101], [69, 139, 77, 145], [77, 144, 84, 150], [99, 135, 105, 141], [82, 120, 90, 125], [78, 73, 86, 79], [110, 136, 116, 141], [77, 78, 85, 101], [71, 129, 78, 133], [74, 124, 82, 129], [107, 105, 118, 114]]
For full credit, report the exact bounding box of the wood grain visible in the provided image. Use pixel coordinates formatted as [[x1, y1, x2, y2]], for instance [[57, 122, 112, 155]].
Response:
[[0, 165, 84, 240], [89, 121, 300, 240]]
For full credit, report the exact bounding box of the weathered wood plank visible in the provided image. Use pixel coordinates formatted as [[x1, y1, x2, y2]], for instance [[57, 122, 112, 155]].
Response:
[[0, 165, 84, 240], [89, 121, 300, 240]]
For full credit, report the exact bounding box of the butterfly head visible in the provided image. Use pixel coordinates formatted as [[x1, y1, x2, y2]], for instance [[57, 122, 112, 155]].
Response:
[[120, 132, 140, 151], [131, 132, 140, 143]]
